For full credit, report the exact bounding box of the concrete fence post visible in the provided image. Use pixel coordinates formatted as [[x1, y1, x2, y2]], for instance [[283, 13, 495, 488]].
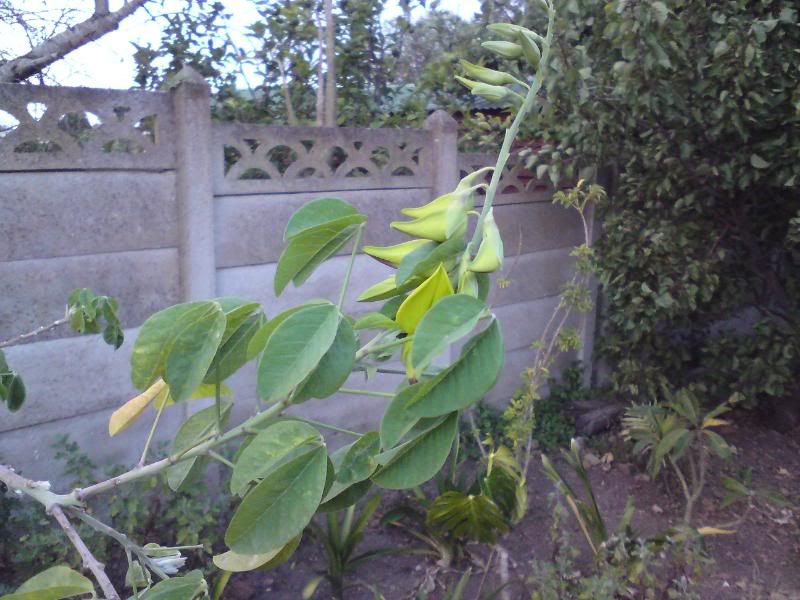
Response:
[[170, 67, 216, 301], [424, 110, 459, 200]]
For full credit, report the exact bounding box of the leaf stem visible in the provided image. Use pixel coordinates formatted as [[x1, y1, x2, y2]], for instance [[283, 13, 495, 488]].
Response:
[[339, 387, 395, 399], [338, 225, 364, 311], [72, 397, 291, 502], [292, 417, 364, 437], [208, 450, 235, 469], [355, 336, 411, 360], [138, 400, 166, 467]]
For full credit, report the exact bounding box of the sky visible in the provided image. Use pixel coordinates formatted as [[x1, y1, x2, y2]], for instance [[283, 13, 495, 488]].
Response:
[[2, 0, 481, 89]]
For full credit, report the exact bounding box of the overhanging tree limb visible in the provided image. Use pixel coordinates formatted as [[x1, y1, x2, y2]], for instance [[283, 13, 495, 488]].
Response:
[[0, 0, 151, 83]]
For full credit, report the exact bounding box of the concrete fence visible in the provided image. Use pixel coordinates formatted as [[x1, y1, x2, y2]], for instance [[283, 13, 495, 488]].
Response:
[[0, 70, 588, 481]]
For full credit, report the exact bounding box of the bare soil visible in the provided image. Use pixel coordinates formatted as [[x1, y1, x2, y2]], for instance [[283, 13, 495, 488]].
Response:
[[226, 411, 800, 599]]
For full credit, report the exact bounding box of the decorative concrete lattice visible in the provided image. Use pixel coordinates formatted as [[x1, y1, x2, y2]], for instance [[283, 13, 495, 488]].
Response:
[[0, 84, 175, 171], [458, 151, 552, 200], [214, 123, 434, 194]]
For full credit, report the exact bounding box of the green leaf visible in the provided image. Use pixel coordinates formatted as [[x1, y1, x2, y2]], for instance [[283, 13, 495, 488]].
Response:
[[284, 197, 361, 240], [319, 480, 373, 512], [214, 298, 261, 343], [213, 534, 302, 573], [204, 313, 265, 383], [353, 312, 400, 331], [426, 491, 509, 544], [275, 217, 364, 296], [230, 420, 323, 495], [651, 428, 690, 476], [750, 154, 770, 169], [336, 432, 381, 485], [410, 294, 485, 376], [293, 318, 357, 403], [396, 236, 466, 286], [225, 446, 328, 554], [372, 412, 457, 489], [131, 301, 226, 403], [167, 401, 232, 492], [139, 570, 208, 600], [402, 320, 504, 419], [247, 301, 326, 360], [0, 566, 94, 600], [704, 430, 732, 460], [256, 303, 340, 401]]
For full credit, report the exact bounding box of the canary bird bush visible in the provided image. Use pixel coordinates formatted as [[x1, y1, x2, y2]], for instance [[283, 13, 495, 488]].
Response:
[[0, 3, 558, 598]]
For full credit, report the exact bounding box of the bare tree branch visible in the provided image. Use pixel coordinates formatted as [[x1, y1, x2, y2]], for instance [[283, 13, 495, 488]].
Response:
[[50, 505, 120, 600], [0, 0, 151, 83]]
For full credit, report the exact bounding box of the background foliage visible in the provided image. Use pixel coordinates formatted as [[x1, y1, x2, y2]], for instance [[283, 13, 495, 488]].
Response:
[[531, 0, 800, 406]]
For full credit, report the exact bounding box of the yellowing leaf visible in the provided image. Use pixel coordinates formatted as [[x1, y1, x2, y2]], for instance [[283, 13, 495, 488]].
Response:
[[697, 526, 736, 536], [109, 379, 167, 437], [702, 417, 730, 428], [108, 380, 233, 436], [396, 264, 454, 334]]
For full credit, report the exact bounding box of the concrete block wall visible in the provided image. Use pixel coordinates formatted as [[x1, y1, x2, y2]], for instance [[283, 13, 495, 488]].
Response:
[[0, 78, 589, 483]]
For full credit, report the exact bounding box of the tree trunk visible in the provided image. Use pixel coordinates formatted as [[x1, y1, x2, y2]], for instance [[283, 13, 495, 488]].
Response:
[[323, 0, 337, 127], [277, 56, 298, 126], [0, 0, 150, 83], [315, 6, 325, 126]]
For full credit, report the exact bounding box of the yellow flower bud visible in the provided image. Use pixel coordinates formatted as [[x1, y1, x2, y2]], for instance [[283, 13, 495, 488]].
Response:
[[517, 31, 541, 69], [460, 60, 523, 87], [363, 239, 434, 267], [469, 209, 505, 273], [481, 41, 523, 59], [391, 210, 466, 242]]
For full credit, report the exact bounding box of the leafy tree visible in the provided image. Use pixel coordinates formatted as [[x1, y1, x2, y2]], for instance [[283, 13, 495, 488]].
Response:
[[530, 0, 800, 406]]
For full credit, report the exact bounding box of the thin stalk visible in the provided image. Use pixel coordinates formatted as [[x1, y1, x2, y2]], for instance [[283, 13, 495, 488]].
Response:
[[468, 4, 556, 254], [69, 508, 169, 580], [50, 505, 120, 600], [138, 400, 166, 467], [0, 317, 68, 348], [475, 546, 496, 600], [338, 225, 364, 311], [353, 330, 391, 360], [293, 417, 364, 437], [208, 450, 235, 469], [214, 365, 222, 434], [355, 336, 411, 360], [72, 397, 291, 502], [339, 387, 394, 399]]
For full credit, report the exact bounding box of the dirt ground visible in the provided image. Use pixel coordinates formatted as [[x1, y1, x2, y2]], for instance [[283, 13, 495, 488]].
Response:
[[225, 410, 800, 599]]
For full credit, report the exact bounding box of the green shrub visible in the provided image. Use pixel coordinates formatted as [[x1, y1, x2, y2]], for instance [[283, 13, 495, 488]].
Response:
[[530, 0, 800, 406]]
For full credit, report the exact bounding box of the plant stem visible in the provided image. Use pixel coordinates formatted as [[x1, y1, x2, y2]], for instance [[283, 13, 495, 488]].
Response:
[[338, 225, 364, 311], [355, 336, 411, 360], [339, 387, 394, 398], [208, 450, 235, 469], [0, 317, 68, 348], [138, 400, 166, 467], [0, 465, 83, 509], [468, 4, 556, 254], [72, 397, 291, 502], [50, 505, 120, 599], [215, 365, 222, 434], [69, 508, 169, 580], [292, 417, 364, 437]]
